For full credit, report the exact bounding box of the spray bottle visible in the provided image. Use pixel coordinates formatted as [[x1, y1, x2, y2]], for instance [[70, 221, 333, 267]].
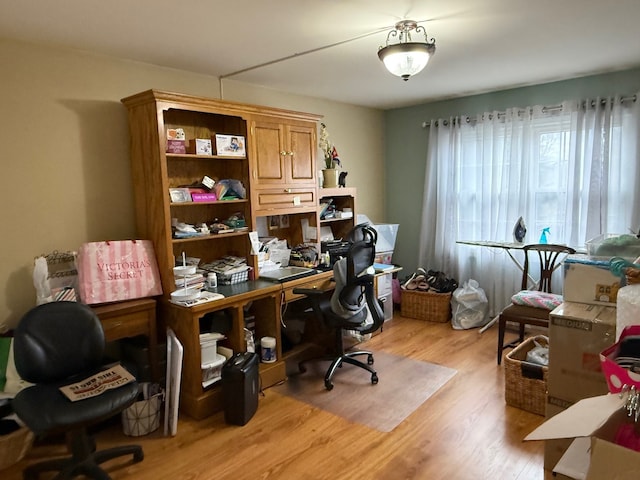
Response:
[[539, 227, 550, 244]]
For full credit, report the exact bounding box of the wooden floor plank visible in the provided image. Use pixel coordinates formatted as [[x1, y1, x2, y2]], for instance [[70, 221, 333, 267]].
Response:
[[4, 314, 551, 480]]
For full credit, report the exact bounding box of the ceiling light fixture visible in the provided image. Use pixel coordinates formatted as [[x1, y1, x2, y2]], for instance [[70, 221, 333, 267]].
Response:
[[378, 20, 436, 81]]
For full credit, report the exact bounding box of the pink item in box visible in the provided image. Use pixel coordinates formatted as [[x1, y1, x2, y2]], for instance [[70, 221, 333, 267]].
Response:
[[191, 193, 217, 202], [166, 139, 186, 154], [599, 324, 640, 393]]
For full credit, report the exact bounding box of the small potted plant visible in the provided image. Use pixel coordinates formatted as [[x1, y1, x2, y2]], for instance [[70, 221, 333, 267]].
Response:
[[319, 123, 341, 188]]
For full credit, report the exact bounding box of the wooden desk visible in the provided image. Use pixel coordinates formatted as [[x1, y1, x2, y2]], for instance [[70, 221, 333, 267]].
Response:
[[163, 271, 334, 420], [91, 298, 159, 382]]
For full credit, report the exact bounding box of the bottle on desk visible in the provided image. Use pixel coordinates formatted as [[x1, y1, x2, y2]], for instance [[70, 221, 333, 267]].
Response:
[[206, 272, 217, 290]]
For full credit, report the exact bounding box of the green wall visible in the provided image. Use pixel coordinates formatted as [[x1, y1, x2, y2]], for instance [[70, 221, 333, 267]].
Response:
[[384, 67, 640, 275]]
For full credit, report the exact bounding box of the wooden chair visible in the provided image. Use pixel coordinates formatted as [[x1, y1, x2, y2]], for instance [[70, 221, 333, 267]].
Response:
[[497, 244, 576, 365]]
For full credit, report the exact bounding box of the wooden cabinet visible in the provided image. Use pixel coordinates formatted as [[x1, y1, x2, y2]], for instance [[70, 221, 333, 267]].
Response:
[[250, 115, 321, 214], [121, 90, 329, 419]]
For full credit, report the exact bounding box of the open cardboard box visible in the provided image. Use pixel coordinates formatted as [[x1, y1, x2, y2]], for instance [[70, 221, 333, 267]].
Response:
[[525, 394, 640, 479]]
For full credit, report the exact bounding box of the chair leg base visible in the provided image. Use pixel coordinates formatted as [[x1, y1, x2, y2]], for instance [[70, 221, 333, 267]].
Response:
[[24, 432, 143, 480], [324, 350, 378, 391]]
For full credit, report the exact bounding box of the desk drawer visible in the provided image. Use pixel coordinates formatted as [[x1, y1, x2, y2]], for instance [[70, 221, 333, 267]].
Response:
[[284, 276, 334, 303], [255, 188, 316, 211], [100, 310, 150, 341]]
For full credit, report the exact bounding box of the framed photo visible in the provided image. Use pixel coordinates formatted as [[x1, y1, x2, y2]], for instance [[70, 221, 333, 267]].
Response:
[[269, 215, 280, 230], [279, 215, 290, 228], [169, 188, 192, 203], [215, 134, 246, 157]]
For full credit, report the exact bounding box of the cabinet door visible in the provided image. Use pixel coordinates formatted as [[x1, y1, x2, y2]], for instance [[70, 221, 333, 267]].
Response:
[[251, 118, 286, 187], [251, 118, 317, 189], [287, 123, 316, 187]]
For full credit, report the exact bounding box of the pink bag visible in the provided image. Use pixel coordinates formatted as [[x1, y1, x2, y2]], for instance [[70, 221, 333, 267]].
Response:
[[77, 240, 162, 305]]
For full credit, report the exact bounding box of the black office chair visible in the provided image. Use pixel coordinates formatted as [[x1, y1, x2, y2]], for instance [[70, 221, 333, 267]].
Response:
[[497, 243, 576, 365], [12, 301, 143, 480], [293, 223, 385, 390]]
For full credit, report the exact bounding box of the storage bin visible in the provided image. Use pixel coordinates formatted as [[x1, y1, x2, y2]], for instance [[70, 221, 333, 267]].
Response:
[[218, 268, 250, 285], [400, 289, 452, 323], [121, 383, 163, 437], [504, 335, 548, 416]]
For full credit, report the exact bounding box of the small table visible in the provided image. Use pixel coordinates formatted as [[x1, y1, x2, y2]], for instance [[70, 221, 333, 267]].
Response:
[[91, 298, 159, 382]]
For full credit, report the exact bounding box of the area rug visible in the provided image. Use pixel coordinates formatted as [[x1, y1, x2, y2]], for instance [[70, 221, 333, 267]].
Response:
[[273, 351, 457, 432]]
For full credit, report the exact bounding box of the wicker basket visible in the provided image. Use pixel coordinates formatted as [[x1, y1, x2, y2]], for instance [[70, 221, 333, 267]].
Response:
[[0, 425, 34, 470], [504, 335, 548, 416], [400, 289, 452, 323]]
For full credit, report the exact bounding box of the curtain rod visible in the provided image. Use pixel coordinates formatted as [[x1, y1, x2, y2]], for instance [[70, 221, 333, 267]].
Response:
[[421, 94, 637, 128]]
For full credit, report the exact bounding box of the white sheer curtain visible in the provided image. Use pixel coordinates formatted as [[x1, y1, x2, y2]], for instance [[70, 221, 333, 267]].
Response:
[[418, 95, 640, 315]]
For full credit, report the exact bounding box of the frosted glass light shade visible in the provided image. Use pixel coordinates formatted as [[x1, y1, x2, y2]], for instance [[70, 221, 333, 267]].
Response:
[[378, 43, 433, 81]]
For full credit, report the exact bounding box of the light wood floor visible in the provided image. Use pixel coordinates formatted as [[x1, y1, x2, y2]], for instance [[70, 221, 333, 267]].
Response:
[[5, 314, 551, 480]]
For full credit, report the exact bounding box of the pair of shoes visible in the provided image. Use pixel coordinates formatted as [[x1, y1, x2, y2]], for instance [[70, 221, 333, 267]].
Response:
[[425, 270, 458, 293], [402, 268, 430, 291]]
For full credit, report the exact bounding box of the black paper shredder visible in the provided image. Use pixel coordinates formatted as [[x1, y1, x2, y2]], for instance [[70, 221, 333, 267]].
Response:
[[221, 352, 259, 426]]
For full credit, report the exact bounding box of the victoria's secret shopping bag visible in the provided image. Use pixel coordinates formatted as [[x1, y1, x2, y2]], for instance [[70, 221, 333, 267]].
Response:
[[77, 240, 162, 304]]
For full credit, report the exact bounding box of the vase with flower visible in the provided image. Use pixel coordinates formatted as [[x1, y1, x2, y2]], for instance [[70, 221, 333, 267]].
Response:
[[319, 123, 341, 188]]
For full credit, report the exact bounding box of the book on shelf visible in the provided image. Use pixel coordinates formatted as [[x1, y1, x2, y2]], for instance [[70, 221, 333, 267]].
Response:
[[373, 263, 394, 272]]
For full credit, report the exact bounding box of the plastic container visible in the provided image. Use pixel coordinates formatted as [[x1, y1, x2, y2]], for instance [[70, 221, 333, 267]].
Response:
[[202, 353, 226, 387], [260, 336, 276, 363], [586, 233, 640, 259]]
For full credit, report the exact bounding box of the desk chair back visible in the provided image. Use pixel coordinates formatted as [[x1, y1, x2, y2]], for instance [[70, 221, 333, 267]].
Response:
[[335, 224, 379, 321], [521, 244, 577, 292]]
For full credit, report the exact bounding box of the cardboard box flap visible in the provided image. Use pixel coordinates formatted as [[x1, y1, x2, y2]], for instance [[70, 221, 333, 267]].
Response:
[[553, 437, 591, 480], [586, 437, 640, 480], [525, 394, 623, 441]]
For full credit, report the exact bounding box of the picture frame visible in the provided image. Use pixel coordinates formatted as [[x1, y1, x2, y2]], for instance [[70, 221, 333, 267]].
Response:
[[215, 134, 246, 157], [169, 188, 192, 203], [269, 215, 280, 230], [279, 215, 290, 228]]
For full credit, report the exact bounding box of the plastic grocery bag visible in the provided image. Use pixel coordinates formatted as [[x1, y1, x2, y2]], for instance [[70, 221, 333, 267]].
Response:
[[451, 279, 489, 330]]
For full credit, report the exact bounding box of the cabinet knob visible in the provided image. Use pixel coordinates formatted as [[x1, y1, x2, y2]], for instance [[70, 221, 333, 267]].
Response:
[[287, 151, 294, 156], [284, 188, 292, 193], [280, 151, 287, 156]]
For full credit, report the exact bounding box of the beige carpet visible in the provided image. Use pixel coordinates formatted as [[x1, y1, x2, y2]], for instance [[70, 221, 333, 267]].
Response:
[[273, 350, 457, 432]]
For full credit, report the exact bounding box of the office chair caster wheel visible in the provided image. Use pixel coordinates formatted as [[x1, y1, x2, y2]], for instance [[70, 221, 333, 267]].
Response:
[[324, 380, 334, 391], [134, 449, 144, 462], [367, 354, 374, 365], [371, 373, 378, 385]]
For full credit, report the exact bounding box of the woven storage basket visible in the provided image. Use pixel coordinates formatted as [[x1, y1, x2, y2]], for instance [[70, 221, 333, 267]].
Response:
[[504, 335, 548, 416], [400, 289, 452, 323], [0, 426, 34, 470]]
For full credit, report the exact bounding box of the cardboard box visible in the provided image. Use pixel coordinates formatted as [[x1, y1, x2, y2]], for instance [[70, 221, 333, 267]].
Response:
[[526, 394, 640, 479], [186, 138, 213, 155], [563, 255, 621, 306], [548, 302, 616, 403], [166, 139, 186, 154], [544, 397, 583, 473]]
